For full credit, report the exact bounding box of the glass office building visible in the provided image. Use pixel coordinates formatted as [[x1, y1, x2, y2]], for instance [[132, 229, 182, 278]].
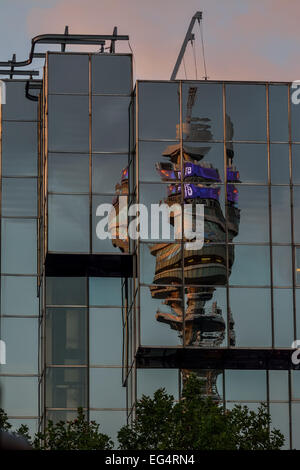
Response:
[[0, 43, 300, 448]]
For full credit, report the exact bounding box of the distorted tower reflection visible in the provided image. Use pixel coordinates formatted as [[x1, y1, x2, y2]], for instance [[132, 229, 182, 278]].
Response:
[[109, 86, 241, 400], [150, 87, 240, 399]]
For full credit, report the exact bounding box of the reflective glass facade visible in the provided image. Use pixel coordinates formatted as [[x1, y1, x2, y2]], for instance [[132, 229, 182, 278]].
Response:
[[128, 81, 300, 449], [0, 55, 300, 448], [40, 53, 132, 439], [0, 81, 39, 435]]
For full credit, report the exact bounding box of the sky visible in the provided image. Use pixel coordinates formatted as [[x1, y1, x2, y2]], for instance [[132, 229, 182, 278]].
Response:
[[0, 0, 300, 81]]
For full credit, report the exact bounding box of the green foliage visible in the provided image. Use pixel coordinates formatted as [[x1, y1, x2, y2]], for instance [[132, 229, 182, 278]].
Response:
[[0, 375, 285, 450], [0, 407, 31, 442], [0, 408, 11, 432], [33, 408, 113, 450], [118, 375, 285, 450], [227, 403, 284, 450]]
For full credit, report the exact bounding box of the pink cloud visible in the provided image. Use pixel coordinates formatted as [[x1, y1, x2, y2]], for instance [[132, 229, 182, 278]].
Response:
[[26, 0, 300, 81]]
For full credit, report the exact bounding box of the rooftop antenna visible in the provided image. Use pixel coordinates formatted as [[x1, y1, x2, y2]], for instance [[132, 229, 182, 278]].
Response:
[[110, 26, 118, 53], [9, 53, 16, 80], [171, 11, 208, 81], [61, 25, 69, 52]]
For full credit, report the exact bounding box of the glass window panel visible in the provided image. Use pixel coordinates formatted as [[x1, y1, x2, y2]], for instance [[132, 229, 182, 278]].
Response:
[[184, 243, 227, 287], [140, 183, 218, 244], [225, 84, 267, 141], [92, 96, 130, 152], [271, 187, 291, 243], [292, 370, 300, 399], [297, 249, 300, 286], [182, 83, 223, 141], [184, 141, 225, 181], [270, 144, 290, 184], [48, 194, 89, 252], [139, 141, 225, 183], [46, 367, 87, 408], [269, 85, 289, 142], [90, 411, 126, 444], [139, 181, 178, 206], [216, 374, 224, 400], [269, 371, 289, 401], [296, 289, 300, 341], [1, 318, 38, 374], [9, 419, 38, 439], [225, 370, 267, 401], [46, 410, 87, 424], [292, 144, 300, 184], [2, 178, 37, 216], [229, 245, 270, 286], [292, 404, 300, 449], [226, 403, 288, 447], [228, 143, 267, 183], [90, 308, 122, 365], [46, 307, 87, 365], [46, 277, 87, 306], [2, 81, 37, 120], [291, 87, 300, 141], [231, 186, 269, 243], [140, 242, 182, 285], [127, 310, 133, 368], [229, 288, 272, 347], [1, 219, 37, 274], [89, 277, 121, 306], [139, 141, 180, 183], [92, 54, 132, 94], [2, 122, 38, 176], [140, 285, 181, 347], [293, 187, 300, 243], [184, 287, 228, 347], [226, 402, 261, 412], [48, 53, 89, 94], [127, 369, 134, 411], [92, 154, 129, 193], [146, 182, 226, 223], [137, 369, 179, 400], [274, 289, 294, 348], [89, 368, 125, 408], [92, 195, 130, 253], [273, 246, 293, 287], [130, 96, 136, 151], [48, 95, 89, 152], [0, 377, 38, 415], [138, 82, 179, 140], [1, 276, 38, 315], [129, 157, 136, 198], [269, 404, 290, 449], [48, 153, 89, 193], [139, 184, 181, 243]]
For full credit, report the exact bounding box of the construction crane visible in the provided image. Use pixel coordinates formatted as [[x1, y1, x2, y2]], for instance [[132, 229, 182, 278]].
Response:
[[171, 11, 208, 81]]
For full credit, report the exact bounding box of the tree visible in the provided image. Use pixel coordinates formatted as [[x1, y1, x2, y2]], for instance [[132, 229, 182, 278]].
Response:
[[0, 408, 31, 441], [0, 408, 11, 432], [33, 408, 113, 450], [118, 375, 284, 450], [0, 408, 32, 449]]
